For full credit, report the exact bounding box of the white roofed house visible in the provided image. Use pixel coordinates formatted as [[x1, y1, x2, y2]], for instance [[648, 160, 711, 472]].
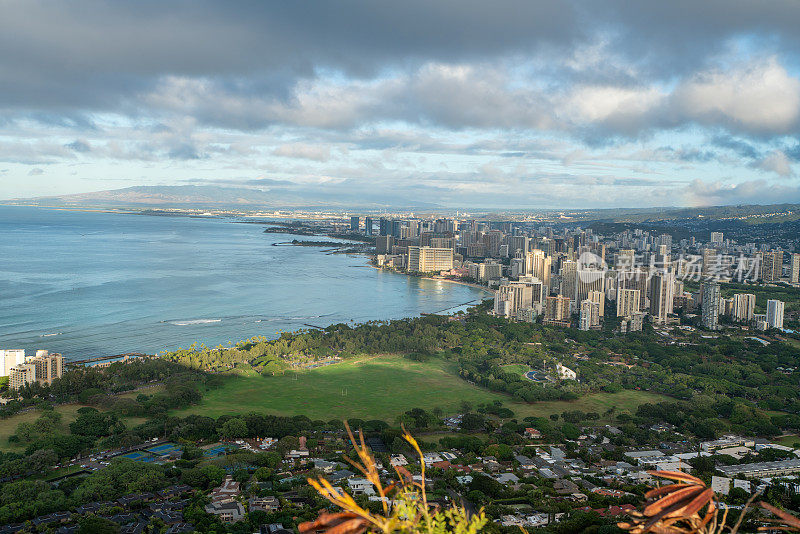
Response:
[[390, 454, 408, 467], [348, 478, 376, 497]]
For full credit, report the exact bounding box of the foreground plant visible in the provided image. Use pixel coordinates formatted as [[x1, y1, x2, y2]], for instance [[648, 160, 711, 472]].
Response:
[[300, 424, 486, 534], [618, 471, 723, 534], [758, 501, 800, 532]]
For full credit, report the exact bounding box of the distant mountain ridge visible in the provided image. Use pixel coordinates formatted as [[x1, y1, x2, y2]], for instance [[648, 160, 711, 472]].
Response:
[[1, 185, 440, 210], [3, 185, 800, 220]]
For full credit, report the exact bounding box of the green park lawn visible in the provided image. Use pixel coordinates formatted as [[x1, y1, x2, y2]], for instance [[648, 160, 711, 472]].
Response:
[[500, 364, 532, 376], [0, 404, 89, 452], [174, 354, 669, 422]]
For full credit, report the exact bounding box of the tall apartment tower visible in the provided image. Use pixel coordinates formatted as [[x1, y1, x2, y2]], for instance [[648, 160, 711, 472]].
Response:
[[701, 282, 721, 330], [790, 253, 800, 284], [494, 282, 533, 318], [524, 249, 551, 290], [588, 290, 605, 317], [350, 216, 359, 232], [760, 251, 783, 282], [559, 260, 577, 301], [379, 218, 391, 236], [766, 300, 785, 329], [407, 246, 453, 273], [544, 295, 571, 327], [731, 293, 756, 322], [617, 288, 640, 318], [710, 232, 724, 245], [702, 248, 718, 277], [649, 271, 675, 324], [364, 217, 374, 236], [31, 352, 63, 384], [575, 270, 605, 309], [0, 349, 26, 376], [579, 299, 601, 331]]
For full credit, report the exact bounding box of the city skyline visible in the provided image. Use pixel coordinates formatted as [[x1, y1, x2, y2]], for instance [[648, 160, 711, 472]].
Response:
[[0, 1, 799, 208]]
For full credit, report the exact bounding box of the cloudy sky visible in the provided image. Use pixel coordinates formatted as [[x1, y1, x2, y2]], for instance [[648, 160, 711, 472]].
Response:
[[1, 0, 800, 208]]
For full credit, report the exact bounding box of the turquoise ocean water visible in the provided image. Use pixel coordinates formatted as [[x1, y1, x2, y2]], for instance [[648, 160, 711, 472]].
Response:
[[0, 206, 486, 360]]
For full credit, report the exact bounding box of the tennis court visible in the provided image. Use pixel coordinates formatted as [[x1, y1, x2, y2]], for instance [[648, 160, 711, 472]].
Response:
[[147, 442, 181, 455], [203, 444, 233, 458], [120, 451, 158, 462]]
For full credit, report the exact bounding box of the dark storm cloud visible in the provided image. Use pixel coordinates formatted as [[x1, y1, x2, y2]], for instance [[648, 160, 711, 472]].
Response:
[[2, 0, 798, 113], [0, 0, 580, 110]]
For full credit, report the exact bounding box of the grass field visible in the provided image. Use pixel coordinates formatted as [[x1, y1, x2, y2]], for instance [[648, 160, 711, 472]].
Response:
[[776, 435, 800, 447], [174, 354, 669, 422], [511, 389, 668, 420], [0, 404, 90, 452], [500, 364, 531, 376], [175, 354, 507, 421]]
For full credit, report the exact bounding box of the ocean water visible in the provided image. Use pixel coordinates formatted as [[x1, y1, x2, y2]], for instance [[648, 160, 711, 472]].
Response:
[[0, 206, 487, 360]]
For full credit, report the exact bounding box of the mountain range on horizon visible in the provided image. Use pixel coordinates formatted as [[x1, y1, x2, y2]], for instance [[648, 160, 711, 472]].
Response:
[[0, 184, 441, 211], [3, 185, 800, 224]]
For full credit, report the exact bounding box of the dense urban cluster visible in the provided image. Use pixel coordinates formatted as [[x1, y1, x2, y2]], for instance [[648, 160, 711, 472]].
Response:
[[355, 215, 798, 333]]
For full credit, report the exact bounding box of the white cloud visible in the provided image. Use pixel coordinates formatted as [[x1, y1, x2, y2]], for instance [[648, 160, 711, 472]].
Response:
[[754, 150, 794, 177], [671, 58, 800, 134]]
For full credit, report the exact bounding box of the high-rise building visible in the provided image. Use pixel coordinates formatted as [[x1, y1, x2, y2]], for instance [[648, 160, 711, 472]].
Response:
[[29, 351, 63, 384], [588, 290, 604, 317], [9, 363, 36, 390], [376, 235, 394, 254], [559, 260, 577, 301], [618, 269, 649, 309], [364, 217, 374, 236], [508, 236, 529, 255], [579, 299, 600, 331], [575, 269, 605, 307], [407, 246, 453, 273], [474, 261, 503, 283], [731, 293, 756, 322], [649, 271, 675, 324], [544, 295, 571, 327], [615, 249, 636, 270], [518, 276, 545, 309], [760, 251, 784, 282], [0, 349, 26, 376], [617, 288, 640, 318], [710, 232, 724, 245], [391, 220, 403, 238], [702, 248, 719, 278], [350, 216, 359, 232], [379, 218, 391, 236], [494, 282, 533, 318], [524, 249, 551, 289], [702, 282, 721, 330], [766, 300, 785, 329], [789, 253, 800, 284]]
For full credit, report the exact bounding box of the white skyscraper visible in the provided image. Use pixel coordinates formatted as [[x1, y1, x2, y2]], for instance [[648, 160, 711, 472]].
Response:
[[579, 299, 600, 331], [649, 271, 675, 324], [731, 293, 756, 322], [790, 253, 800, 284], [0, 349, 26, 376], [766, 300, 785, 329]]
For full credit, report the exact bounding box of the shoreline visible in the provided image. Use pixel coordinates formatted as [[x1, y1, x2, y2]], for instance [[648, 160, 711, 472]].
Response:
[[367, 261, 494, 296]]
